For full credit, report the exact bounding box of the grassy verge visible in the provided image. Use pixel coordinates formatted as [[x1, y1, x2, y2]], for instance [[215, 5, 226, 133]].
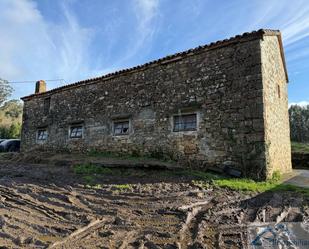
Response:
[[164, 169, 309, 197], [73, 164, 309, 196], [189, 170, 309, 197], [212, 178, 309, 196], [291, 142, 309, 154], [73, 164, 115, 186]]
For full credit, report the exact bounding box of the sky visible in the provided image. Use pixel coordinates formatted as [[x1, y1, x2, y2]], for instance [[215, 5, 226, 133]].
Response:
[[0, 0, 308, 105]]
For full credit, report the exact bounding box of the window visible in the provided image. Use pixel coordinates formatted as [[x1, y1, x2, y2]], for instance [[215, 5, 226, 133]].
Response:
[[277, 84, 281, 98], [114, 120, 130, 135], [173, 113, 197, 132], [37, 129, 48, 141], [44, 97, 51, 115], [70, 125, 83, 138]]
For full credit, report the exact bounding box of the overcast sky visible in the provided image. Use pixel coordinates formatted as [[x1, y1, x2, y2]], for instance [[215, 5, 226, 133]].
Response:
[[0, 0, 309, 105]]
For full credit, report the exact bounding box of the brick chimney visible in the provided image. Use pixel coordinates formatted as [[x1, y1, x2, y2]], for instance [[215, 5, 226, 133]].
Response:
[[35, 80, 46, 94]]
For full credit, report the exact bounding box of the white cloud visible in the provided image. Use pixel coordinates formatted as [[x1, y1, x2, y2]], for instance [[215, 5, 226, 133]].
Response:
[[135, 0, 159, 24], [1, 0, 308, 100], [289, 101, 309, 107], [196, 0, 309, 60], [0, 0, 98, 99], [53, 4, 95, 82], [116, 0, 160, 63], [0, 0, 161, 99], [249, 0, 309, 58], [280, 4, 309, 46]]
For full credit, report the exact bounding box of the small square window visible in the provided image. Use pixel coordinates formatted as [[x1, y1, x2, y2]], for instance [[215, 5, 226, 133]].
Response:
[[173, 114, 197, 132], [44, 97, 51, 115], [114, 121, 130, 135], [37, 129, 48, 141], [70, 125, 83, 138]]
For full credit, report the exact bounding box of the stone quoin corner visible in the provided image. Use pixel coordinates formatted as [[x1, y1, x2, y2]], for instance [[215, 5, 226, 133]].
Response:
[[20, 29, 292, 180]]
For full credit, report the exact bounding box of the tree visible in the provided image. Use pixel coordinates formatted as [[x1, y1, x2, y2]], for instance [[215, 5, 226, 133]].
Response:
[[9, 123, 22, 138], [0, 78, 13, 106], [0, 123, 22, 139], [0, 126, 11, 138], [0, 79, 22, 139], [289, 105, 309, 143], [2, 100, 23, 119]]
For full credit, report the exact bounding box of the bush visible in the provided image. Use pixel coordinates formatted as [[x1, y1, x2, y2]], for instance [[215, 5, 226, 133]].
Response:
[[0, 123, 21, 139]]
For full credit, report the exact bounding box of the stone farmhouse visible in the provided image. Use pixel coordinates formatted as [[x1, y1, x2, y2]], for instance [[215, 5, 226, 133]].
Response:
[[21, 29, 291, 180]]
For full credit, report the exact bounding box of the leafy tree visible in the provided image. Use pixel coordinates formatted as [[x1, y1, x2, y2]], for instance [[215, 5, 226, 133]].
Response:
[[0, 79, 22, 139], [2, 100, 23, 119], [0, 78, 13, 106], [289, 105, 309, 143], [0, 123, 22, 139], [0, 126, 11, 138], [9, 123, 22, 138]]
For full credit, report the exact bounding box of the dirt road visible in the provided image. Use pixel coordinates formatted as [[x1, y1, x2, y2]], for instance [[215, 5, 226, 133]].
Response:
[[0, 162, 308, 248]]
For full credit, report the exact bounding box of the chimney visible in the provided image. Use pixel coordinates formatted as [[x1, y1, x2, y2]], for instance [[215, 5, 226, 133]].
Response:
[[35, 80, 46, 94]]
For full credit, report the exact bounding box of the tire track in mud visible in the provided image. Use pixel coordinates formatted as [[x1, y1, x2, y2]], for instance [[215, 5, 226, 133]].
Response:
[[0, 163, 308, 248], [0, 187, 78, 223], [49, 219, 106, 248]]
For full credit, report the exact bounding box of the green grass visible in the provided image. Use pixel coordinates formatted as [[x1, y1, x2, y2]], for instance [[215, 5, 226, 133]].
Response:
[[82, 175, 95, 185], [113, 184, 132, 190], [213, 178, 309, 196], [185, 169, 309, 197], [188, 170, 278, 192], [85, 183, 102, 189], [291, 142, 309, 154], [158, 169, 309, 196], [73, 164, 117, 186], [214, 178, 277, 192], [189, 170, 309, 197], [72, 164, 309, 197]]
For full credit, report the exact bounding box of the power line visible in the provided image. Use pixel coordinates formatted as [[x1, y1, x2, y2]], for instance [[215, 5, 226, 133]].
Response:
[[5, 79, 65, 84]]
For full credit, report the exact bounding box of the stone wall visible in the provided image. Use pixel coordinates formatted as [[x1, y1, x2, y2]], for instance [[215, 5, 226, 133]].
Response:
[[21, 31, 291, 179], [261, 35, 292, 177]]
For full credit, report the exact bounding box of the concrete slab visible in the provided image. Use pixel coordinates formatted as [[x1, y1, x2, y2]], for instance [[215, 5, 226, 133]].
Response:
[[283, 169, 309, 188]]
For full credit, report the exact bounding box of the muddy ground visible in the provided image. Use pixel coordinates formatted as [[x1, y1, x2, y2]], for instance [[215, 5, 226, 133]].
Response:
[[0, 160, 308, 249]]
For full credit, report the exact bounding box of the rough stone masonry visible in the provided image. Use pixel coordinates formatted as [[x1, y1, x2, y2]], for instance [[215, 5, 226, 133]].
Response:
[[21, 29, 292, 180]]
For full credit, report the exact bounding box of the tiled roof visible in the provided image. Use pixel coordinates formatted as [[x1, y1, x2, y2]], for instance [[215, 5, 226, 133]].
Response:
[[21, 29, 287, 101]]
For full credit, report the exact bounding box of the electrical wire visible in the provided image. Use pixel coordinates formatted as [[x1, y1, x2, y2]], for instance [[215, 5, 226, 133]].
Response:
[[4, 79, 64, 84]]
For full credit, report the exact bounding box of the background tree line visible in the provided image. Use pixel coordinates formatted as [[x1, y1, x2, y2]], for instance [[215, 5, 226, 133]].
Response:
[[289, 104, 309, 143], [0, 79, 23, 139]]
